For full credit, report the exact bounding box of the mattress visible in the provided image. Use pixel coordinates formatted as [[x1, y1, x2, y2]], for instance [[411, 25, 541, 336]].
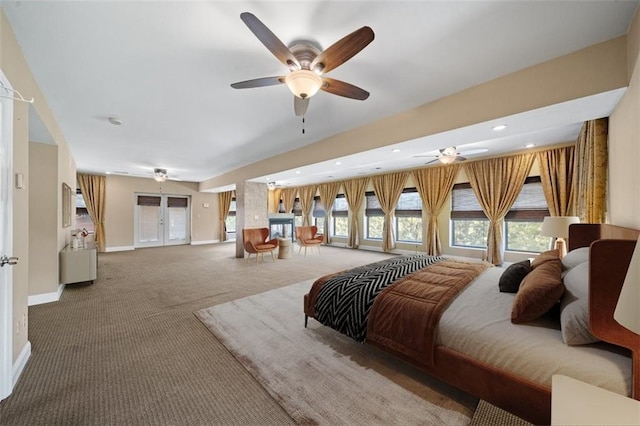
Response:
[[437, 265, 632, 396]]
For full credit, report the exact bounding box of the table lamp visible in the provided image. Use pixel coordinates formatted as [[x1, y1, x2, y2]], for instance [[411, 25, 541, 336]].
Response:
[[614, 238, 640, 335], [541, 216, 580, 258]]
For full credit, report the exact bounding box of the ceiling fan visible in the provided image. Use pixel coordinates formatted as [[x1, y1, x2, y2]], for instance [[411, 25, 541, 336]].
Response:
[[230, 12, 374, 117], [415, 147, 489, 164]]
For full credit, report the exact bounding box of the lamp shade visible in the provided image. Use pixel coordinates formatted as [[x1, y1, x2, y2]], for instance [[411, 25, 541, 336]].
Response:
[[614, 239, 640, 334], [285, 70, 322, 99], [153, 168, 168, 182], [541, 216, 580, 239]]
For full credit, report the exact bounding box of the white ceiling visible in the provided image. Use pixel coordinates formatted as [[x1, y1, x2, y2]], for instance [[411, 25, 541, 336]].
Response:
[[2, 1, 638, 187]]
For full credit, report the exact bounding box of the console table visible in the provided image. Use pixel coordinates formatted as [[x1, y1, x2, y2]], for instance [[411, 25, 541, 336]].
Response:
[[269, 216, 295, 242], [60, 242, 97, 284]]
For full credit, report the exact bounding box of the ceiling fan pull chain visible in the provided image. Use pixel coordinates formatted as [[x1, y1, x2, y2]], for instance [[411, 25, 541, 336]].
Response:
[[302, 116, 305, 134]]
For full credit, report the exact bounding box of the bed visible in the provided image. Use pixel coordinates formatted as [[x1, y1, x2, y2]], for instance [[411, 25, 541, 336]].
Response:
[[303, 224, 640, 424]]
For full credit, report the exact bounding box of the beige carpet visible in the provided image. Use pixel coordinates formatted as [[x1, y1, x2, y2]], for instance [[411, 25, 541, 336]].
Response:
[[197, 280, 475, 425]]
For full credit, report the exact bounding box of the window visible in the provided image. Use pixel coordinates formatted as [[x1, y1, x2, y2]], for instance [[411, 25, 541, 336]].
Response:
[[225, 198, 236, 234], [332, 194, 348, 237], [312, 196, 325, 234], [450, 177, 550, 252], [75, 189, 95, 234], [395, 189, 422, 243], [365, 192, 384, 240]]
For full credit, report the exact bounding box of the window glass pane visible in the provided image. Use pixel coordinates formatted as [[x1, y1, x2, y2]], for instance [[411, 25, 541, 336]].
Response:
[[367, 215, 384, 239], [138, 205, 160, 242], [451, 219, 488, 248], [505, 221, 550, 252], [295, 216, 304, 227], [333, 216, 348, 237], [168, 207, 187, 240], [314, 217, 325, 234], [397, 217, 422, 242], [229, 199, 236, 212], [225, 216, 236, 233]]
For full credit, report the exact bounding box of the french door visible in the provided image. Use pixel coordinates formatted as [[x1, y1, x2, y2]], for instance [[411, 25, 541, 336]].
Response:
[[134, 194, 190, 248]]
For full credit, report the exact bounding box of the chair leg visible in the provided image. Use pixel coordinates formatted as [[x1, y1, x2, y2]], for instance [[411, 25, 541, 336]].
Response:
[[304, 315, 308, 328], [256, 253, 259, 264], [298, 245, 302, 255], [304, 246, 307, 257], [270, 250, 275, 262]]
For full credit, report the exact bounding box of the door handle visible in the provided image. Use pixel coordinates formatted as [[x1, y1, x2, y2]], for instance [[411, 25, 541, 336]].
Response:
[[0, 255, 18, 267]]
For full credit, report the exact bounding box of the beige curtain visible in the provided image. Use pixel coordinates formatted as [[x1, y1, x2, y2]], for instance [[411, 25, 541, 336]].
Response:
[[217, 190, 233, 242], [413, 164, 461, 255], [77, 173, 106, 253], [537, 146, 575, 217], [298, 185, 317, 226], [343, 177, 369, 248], [318, 181, 342, 244], [372, 171, 409, 252], [573, 118, 608, 223], [280, 187, 297, 214], [464, 154, 535, 265]]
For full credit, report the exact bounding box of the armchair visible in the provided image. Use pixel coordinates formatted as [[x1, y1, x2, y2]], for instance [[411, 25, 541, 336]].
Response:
[[295, 226, 323, 256], [242, 228, 278, 264]]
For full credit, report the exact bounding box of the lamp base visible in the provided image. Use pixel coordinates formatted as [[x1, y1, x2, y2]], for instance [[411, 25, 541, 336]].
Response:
[[554, 238, 567, 259]]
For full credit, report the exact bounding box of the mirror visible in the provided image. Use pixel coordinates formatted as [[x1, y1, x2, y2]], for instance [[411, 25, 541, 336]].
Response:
[[62, 182, 72, 228]]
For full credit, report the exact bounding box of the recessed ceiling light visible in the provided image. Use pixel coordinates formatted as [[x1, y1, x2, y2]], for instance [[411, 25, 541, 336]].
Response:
[[335, 161, 342, 165], [492, 124, 507, 131], [524, 143, 536, 148], [295, 170, 301, 174], [108, 116, 123, 126], [392, 148, 400, 153]]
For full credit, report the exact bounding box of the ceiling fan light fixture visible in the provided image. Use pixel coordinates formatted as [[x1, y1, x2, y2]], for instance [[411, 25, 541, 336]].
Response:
[[285, 70, 322, 99], [153, 168, 168, 182], [439, 155, 456, 164]]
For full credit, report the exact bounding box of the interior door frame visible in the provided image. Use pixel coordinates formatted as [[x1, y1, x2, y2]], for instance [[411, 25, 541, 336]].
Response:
[[134, 193, 191, 248], [0, 71, 15, 400]]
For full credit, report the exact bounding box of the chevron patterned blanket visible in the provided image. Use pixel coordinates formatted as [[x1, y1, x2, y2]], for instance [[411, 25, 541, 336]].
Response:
[[312, 255, 445, 342]]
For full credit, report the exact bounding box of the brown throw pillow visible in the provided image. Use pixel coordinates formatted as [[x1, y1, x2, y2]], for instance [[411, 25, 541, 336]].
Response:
[[531, 249, 560, 269], [499, 260, 531, 293], [511, 259, 564, 324]]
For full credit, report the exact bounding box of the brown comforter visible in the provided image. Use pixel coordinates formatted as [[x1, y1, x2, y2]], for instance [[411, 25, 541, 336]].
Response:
[[305, 258, 490, 367]]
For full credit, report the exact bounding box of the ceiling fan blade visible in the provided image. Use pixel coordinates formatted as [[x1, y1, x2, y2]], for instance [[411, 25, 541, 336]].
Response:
[[458, 148, 489, 156], [294, 96, 309, 116], [455, 156, 468, 162], [320, 77, 369, 100], [231, 76, 285, 89], [311, 26, 374, 74], [240, 12, 300, 71]]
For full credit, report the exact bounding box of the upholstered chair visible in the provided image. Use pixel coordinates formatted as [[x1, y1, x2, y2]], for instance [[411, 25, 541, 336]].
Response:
[[295, 226, 323, 256], [242, 228, 278, 264]]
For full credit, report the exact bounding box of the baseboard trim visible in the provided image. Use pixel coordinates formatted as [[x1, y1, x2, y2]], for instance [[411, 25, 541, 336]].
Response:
[[191, 239, 219, 245], [13, 341, 31, 387], [28, 284, 64, 306], [105, 246, 135, 252]]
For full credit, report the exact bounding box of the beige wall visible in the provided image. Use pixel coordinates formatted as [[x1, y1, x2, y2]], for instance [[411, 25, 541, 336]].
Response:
[[609, 8, 640, 229], [103, 175, 219, 250], [1, 9, 76, 362], [28, 142, 58, 298]]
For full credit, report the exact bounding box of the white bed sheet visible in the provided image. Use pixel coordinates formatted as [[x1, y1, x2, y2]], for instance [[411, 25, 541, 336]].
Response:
[[437, 265, 632, 396]]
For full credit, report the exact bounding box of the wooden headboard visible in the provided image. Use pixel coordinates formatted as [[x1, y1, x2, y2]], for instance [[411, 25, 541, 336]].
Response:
[[568, 223, 640, 400]]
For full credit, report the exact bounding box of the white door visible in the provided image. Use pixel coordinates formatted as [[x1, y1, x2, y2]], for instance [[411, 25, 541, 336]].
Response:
[[0, 76, 15, 400], [134, 194, 190, 248]]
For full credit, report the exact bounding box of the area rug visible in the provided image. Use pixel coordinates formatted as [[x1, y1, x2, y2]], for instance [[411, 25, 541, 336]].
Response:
[[196, 280, 474, 425]]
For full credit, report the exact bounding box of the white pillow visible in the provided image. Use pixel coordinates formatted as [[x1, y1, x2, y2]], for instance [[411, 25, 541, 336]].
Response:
[[560, 261, 599, 345], [562, 247, 590, 270]]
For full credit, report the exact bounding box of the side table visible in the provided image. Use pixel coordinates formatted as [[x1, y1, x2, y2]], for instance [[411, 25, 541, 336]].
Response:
[[278, 238, 292, 259]]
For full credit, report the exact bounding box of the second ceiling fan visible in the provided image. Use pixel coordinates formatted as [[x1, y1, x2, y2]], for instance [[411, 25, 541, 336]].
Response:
[[231, 12, 374, 117]]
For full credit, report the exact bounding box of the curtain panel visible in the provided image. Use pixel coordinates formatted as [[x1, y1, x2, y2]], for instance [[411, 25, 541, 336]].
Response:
[[372, 171, 409, 252], [318, 181, 342, 244], [280, 187, 297, 214], [343, 177, 369, 248], [77, 173, 107, 252], [298, 185, 318, 226], [463, 154, 535, 265], [573, 118, 608, 223], [217, 190, 233, 242], [412, 164, 461, 255], [536, 146, 575, 217]]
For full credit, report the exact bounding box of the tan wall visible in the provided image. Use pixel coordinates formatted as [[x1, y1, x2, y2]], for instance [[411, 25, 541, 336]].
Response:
[[1, 9, 77, 362], [609, 8, 640, 229], [28, 142, 58, 297], [103, 175, 219, 249], [201, 36, 628, 191]]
